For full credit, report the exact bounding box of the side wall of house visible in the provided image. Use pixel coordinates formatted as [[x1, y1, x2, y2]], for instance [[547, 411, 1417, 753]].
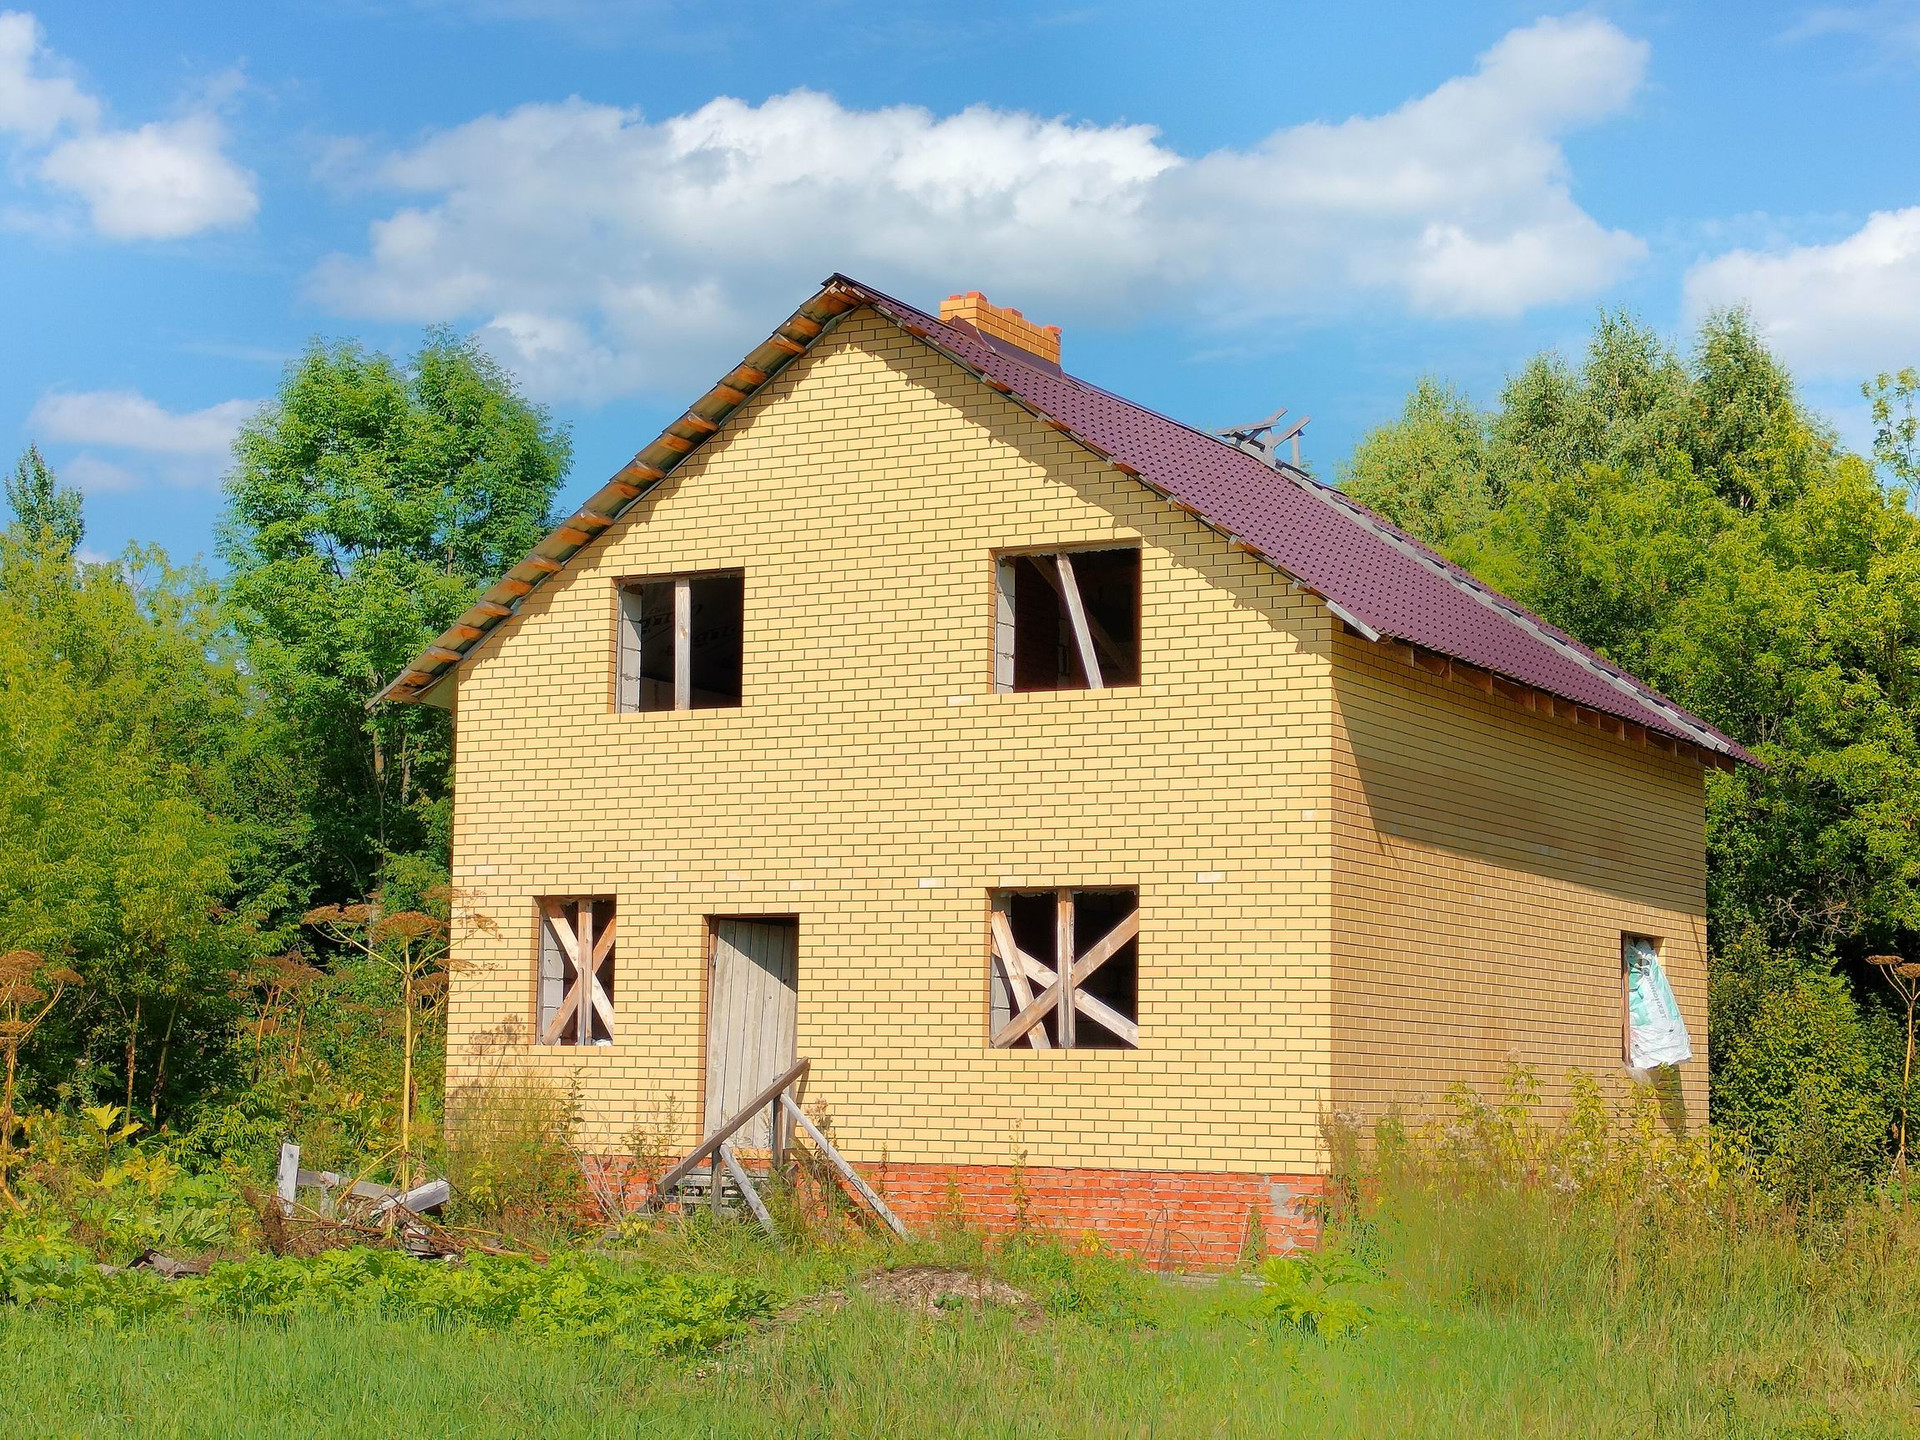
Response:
[[1329, 630, 1711, 1126], [443, 310, 1337, 1243]]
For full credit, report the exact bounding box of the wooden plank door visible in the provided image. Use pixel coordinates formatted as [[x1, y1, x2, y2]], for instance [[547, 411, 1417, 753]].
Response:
[[705, 918, 799, 1147]]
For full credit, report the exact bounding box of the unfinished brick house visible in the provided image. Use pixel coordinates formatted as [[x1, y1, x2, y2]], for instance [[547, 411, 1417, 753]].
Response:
[[380, 276, 1747, 1266]]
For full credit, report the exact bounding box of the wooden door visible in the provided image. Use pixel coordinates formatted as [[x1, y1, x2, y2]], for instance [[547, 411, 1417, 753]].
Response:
[[705, 918, 799, 1146]]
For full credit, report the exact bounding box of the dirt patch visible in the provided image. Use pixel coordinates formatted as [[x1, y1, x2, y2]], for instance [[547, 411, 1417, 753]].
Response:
[[861, 1265, 1032, 1315]]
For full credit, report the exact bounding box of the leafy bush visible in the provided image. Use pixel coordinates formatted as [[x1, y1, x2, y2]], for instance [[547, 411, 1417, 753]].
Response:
[[12, 1106, 250, 1263], [1710, 928, 1892, 1199], [1, 1238, 770, 1354], [1255, 1249, 1383, 1339]]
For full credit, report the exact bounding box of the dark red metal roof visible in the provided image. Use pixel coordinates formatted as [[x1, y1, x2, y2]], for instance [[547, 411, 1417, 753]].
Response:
[[832, 275, 1751, 765]]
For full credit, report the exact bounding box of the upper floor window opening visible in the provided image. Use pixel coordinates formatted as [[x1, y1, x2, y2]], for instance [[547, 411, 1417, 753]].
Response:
[[995, 547, 1140, 693], [617, 571, 744, 712]]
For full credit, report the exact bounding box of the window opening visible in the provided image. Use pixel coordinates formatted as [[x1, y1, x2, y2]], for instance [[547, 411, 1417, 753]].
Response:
[[995, 548, 1139, 692], [1621, 934, 1691, 1070], [989, 888, 1138, 1049], [537, 897, 616, 1045], [617, 572, 743, 711]]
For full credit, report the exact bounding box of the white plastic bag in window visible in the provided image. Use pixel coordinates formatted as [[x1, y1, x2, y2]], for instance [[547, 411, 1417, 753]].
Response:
[[1624, 936, 1692, 1069]]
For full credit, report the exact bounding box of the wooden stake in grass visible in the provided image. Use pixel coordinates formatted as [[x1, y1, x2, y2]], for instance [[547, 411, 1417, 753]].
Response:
[[304, 891, 491, 1190], [0, 949, 80, 1204], [1867, 955, 1920, 1175]]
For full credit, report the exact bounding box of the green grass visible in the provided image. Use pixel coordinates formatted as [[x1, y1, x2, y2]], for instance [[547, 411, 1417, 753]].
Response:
[[4, 1215, 1917, 1440], [8, 1078, 1919, 1437]]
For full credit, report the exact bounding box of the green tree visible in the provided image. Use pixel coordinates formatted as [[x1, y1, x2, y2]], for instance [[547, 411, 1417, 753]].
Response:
[[0, 533, 271, 1121], [1337, 378, 1492, 550], [219, 330, 569, 900], [1341, 308, 1920, 1181], [6, 446, 83, 556]]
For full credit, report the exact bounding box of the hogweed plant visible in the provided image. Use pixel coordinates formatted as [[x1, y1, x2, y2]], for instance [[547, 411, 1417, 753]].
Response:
[[303, 888, 494, 1189], [240, 951, 322, 1080], [0, 950, 80, 1205], [1867, 954, 1920, 1174]]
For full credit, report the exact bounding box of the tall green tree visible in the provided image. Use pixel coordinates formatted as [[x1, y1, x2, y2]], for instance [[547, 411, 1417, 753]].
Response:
[[0, 530, 270, 1120], [1342, 308, 1916, 1185], [6, 446, 83, 556], [219, 330, 570, 900]]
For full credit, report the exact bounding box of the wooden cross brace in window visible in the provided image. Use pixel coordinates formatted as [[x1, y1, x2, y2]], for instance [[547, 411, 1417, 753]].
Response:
[[539, 900, 617, 1044], [1034, 554, 1130, 689], [990, 893, 1139, 1048]]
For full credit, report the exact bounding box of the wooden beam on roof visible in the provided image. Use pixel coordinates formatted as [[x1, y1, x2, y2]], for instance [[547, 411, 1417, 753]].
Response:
[[447, 624, 484, 642], [473, 600, 514, 618], [712, 383, 749, 405], [554, 527, 594, 547], [729, 365, 769, 387], [423, 646, 464, 664], [524, 556, 564, 574], [784, 316, 824, 339], [494, 578, 532, 598], [1454, 662, 1494, 694], [765, 334, 806, 357], [655, 433, 695, 454], [681, 413, 719, 434]]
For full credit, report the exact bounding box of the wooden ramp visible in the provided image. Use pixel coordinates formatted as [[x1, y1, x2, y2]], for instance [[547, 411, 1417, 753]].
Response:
[[650, 1058, 907, 1239]]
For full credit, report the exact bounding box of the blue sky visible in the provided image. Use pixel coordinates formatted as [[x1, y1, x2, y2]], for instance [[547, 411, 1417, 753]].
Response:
[[3, 1, 1919, 566]]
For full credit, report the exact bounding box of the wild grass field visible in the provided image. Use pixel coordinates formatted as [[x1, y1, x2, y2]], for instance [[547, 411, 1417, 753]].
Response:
[[5, 1078, 1917, 1439], [6, 1194, 1917, 1438]]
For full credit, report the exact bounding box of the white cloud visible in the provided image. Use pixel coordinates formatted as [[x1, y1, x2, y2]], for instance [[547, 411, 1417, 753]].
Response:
[[40, 115, 257, 239], [60, 453, 142, 495], [1684, 208, 1920, 378], [0, 10, 256, 240], [0, 10, 96, 140], [311, 14, 1648, 402], [29, 390, 258, 489]]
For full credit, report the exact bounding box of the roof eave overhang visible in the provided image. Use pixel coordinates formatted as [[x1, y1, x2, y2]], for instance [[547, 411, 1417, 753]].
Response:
[[372, 277, 870, 707]]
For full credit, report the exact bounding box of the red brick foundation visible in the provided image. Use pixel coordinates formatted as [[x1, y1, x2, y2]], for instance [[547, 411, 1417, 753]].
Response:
[[594, 1155, 1326, 1271], [869, 1162, 1324, 1270]]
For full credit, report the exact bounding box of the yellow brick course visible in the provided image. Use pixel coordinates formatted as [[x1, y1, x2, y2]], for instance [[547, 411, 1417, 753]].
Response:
[[441, 306, 1710, 1177]]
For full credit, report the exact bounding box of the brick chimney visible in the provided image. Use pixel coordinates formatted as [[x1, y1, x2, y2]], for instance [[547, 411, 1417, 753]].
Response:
[[939, 291, 1062, 367]]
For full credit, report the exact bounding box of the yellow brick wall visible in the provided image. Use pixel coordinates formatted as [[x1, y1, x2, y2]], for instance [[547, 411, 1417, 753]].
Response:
[[1328, 629, 1710, 1125], [444, 308, 1337, 1173]]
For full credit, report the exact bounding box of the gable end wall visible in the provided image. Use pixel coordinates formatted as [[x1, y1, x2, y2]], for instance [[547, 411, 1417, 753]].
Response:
[[444, 309, 1339, 1181], [1330, 629, 1710, 1125]]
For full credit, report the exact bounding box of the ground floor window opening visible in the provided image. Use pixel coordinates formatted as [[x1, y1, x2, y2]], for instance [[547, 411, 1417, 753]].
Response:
[[989, 887, 1138, 1049]]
